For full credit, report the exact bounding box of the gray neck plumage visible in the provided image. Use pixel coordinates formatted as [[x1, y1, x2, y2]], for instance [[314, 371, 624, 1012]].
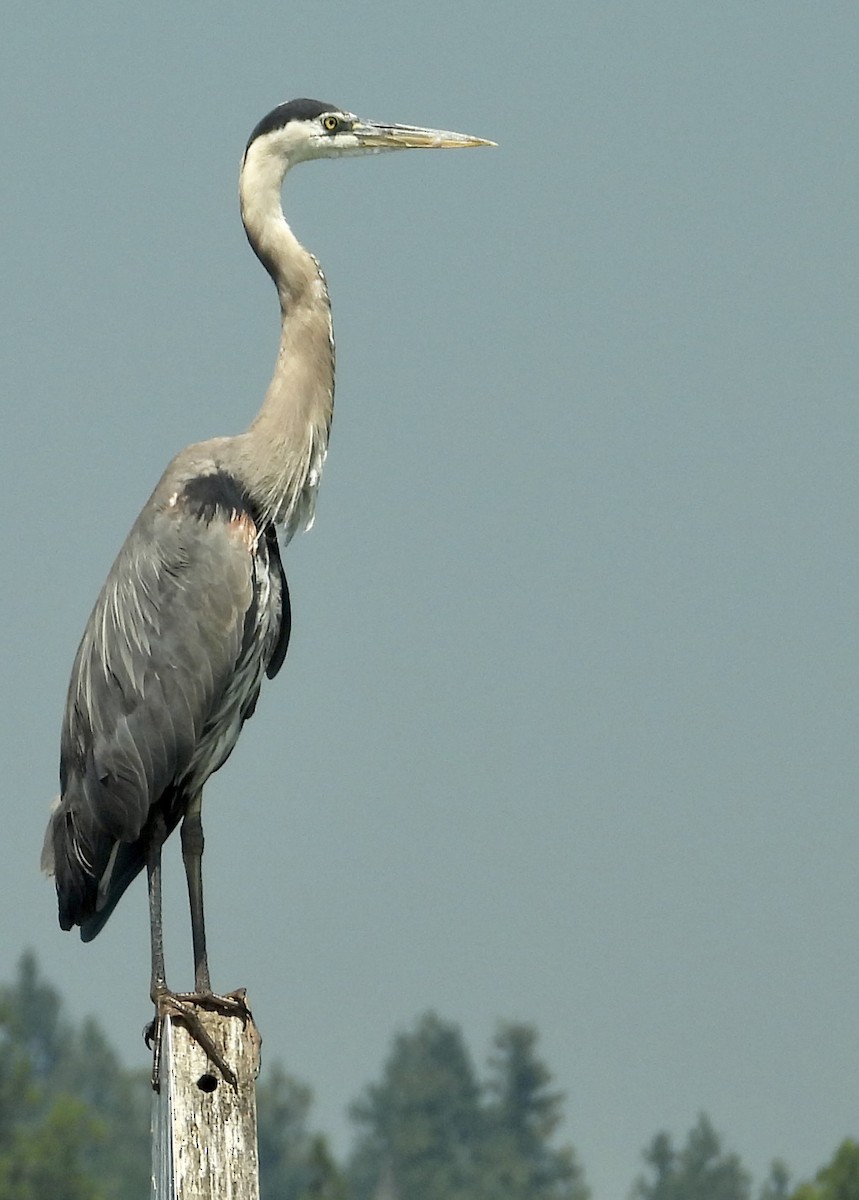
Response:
[[235, 139, 335, 539]]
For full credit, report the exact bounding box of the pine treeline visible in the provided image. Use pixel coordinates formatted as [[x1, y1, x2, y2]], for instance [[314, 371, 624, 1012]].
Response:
[[348, 1014, 588, 1200], [0, 954, 855, 1199]]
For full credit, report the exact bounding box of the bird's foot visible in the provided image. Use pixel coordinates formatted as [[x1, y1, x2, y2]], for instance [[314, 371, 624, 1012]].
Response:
[[144, 988, 251, 1092]]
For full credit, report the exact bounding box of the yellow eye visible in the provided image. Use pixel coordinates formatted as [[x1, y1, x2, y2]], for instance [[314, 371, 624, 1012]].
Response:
[[322, 115, 339, 133]]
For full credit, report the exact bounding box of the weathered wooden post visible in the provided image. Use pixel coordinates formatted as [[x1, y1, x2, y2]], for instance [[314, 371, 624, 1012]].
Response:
[[151, 1001, 262, 1199]]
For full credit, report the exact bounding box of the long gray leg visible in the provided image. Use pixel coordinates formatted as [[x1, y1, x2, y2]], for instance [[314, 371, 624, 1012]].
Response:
[[144, 805, 242, 1091], [146, 811, 169, 1001], [145, 812, 174, 1088], [181, 792, 212, 995]]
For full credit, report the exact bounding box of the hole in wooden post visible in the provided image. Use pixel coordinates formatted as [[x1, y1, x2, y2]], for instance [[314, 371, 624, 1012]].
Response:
[[196, 1073, 218, 1093]]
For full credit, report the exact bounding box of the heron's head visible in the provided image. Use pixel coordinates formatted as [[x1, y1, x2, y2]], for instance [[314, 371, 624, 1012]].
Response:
[[243, 97, 495, 173]]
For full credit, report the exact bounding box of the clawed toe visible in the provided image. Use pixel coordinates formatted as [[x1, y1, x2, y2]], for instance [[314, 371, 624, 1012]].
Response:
[[146, 989, 250, 1091]]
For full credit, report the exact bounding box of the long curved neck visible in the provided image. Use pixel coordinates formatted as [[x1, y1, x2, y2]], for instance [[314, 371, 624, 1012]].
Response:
[[235, 141, 334, 537]]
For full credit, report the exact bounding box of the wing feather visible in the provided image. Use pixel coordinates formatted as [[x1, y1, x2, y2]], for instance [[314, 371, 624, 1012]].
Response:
[[46, 478, 287, 934]]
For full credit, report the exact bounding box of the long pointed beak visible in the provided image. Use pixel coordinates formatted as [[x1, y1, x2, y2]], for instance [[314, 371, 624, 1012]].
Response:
[[352, 120, 496, 150]]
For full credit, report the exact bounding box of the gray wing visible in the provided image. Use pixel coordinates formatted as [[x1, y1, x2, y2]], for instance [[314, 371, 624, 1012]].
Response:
[[44, 471, 288, 938]]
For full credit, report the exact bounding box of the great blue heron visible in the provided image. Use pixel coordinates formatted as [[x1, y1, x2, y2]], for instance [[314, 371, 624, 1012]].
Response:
[[41, 98, 493, 1084]]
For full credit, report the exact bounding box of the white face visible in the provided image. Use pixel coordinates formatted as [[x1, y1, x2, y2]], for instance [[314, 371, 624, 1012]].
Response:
[[266, 112, 368, 165]]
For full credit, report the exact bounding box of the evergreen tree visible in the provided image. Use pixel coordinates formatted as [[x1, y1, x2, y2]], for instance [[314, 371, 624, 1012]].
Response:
[[482, 1022, 588, 1199], [0, 953, 113, 1200], [634, 1113, 751, 1200], [759, 1160, 791, 1200], [791, 1140, 859, 1200], [348, 1012, 485, 1200], [348, 1013, 589, 1200], [1, 950, 67, 1078], [0, 1095, 106, 1200], [257, 1063, 347, 1199], [58, 1017, 151, 1198]]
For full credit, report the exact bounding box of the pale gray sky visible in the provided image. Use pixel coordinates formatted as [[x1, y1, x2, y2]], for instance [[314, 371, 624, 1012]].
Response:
[[3, 3, 858, 1196]]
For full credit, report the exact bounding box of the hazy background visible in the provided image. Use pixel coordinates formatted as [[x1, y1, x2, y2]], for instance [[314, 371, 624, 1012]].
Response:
[[2, 3, 858, 1195]]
